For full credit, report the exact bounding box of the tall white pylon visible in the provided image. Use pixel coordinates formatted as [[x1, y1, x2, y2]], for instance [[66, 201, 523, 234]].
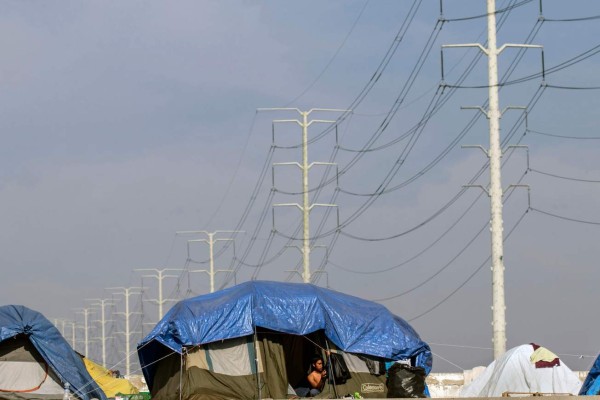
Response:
[[75, 308, 92, 358], [66, 321, 76, 349], [443, 0, 541, 359], [134, 268, 182, 319], [261, 108, 345, 283], [108, 287, 141, 376], [87, 298, 113, 368], [178, 231, 241, 293]]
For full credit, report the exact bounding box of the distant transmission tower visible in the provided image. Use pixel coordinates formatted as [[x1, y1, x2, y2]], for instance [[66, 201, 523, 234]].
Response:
[[135, 268, 182, 319], [178, 230, 241, 293], [87, 298, 114, 368], [262, 108, 345, 283], [108, 286, 142, 376], [74, 307, 93, 358]]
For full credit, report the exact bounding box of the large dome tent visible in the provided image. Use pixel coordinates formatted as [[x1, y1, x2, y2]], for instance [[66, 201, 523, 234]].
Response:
[[138, 280, 432, 399]]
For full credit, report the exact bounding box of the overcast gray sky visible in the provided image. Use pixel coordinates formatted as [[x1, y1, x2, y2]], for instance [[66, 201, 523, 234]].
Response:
[[1, 0, 599, 373]]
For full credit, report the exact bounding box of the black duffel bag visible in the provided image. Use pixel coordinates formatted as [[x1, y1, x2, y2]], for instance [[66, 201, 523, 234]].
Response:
[[386, 363, 427, 398]]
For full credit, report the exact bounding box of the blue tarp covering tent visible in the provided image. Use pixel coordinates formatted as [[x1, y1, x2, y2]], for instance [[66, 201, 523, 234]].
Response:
[[138, 281, 432, 398], [0, 305, 106, 400], [580, 354, 600, 395]]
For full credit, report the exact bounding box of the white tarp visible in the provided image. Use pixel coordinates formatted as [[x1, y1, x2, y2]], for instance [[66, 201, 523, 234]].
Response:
[[460, 344, 582, 397]]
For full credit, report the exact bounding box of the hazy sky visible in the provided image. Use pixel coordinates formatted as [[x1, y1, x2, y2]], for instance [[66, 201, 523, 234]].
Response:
[[1, 0, 599, 374]]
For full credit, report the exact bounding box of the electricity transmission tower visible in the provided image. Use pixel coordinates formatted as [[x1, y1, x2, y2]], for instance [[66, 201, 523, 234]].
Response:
[[442, 0, 542, 359], [262, 108, 345, 283], [74, 307, 93, 358], [135, 268, 182, 320], [178, 230, 241, 293], [108, 286, 142, 376], [87, 298, 114, 368], [52, 318, 68, 338]]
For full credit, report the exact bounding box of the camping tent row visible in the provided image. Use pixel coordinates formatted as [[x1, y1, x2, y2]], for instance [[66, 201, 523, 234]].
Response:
[[3, 284, 599, 399], [137, 281, 433, 399], [0, 305, 140, 400]]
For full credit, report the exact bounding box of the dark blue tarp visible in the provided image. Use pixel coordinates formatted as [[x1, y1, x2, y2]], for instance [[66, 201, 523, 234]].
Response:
[[138, 281, 432, 389], [580, 354, 600, 395], [0, 305, 106, 400]]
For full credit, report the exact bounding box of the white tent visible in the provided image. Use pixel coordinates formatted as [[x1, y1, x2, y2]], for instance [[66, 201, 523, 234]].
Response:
[[460, 344, 582, 397]]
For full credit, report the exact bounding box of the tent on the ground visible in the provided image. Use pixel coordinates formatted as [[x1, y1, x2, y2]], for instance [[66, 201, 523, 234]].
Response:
[[138, 281, 432, 400], [82, 357, 139, 398], [0, 305, 106, 400], [460, 343, 582, 397], [580, 353, 600, 395]]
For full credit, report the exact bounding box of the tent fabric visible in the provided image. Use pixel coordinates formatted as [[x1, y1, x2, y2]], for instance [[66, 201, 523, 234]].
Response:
[[147, 330, 391, 400], [580, 353, 600, 395], [0, 305, 106, 400], [0, 335, 65, 397], [138, 281, 431, 394], [460, 344, 582, 397], [0, 360, 64, 395], [82, 358, 139, 397]]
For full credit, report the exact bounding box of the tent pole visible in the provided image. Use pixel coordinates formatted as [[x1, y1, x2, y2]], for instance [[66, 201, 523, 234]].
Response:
[[179, 348, 184, 400], [254, 329, 261, 400], [325, 339, 338, 398]]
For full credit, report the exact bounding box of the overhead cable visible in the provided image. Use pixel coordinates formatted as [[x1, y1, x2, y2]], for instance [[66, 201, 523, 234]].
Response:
[[527, 128, 600, 140], [530, 208, 600, 225], [407, 208, 529, 321], [529, 168, 600, 183], [442, 0, 533, 22], [284, 0, 372, 106]]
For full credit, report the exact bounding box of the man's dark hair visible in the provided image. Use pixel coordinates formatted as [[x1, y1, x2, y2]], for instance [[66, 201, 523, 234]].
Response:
[[310, 354, 324, 370]]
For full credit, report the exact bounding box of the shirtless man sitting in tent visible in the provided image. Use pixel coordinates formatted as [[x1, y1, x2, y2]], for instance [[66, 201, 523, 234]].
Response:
[[295, 355, 328, 397]]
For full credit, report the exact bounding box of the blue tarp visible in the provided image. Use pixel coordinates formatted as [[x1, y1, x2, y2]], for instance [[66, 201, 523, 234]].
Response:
[[0, 305, 106, 400], [138, 281, 432, 389], [580, 354, 600, 395]]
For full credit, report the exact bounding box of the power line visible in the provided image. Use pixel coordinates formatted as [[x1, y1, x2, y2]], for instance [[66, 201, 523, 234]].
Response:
[[284, 0, 371, 106], [336, 0, 541, 199], [445, 43, 600, 89], [358, 43, 546, 310], [336, 84, 544, 241], [546, 84, 600, 90], [202, 112, 259, 229], [530, 207, 600, 225], [305, 0, 543, 277], [529, 168, 600, 183], [407, 207, 529, 322], [526, 128, 600, 140], [543, 15, 600, 22], [227, 0, 432, 277], [239, 0, 496, 271], [441, 0, 533, 22], [329, 191, 484, 273], [371, 218, 488, 301]]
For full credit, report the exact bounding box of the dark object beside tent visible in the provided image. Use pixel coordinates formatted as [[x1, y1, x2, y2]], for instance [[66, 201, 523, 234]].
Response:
[[0, 304, 106, 400], [386, 363, 427, 398], [138, 281, 432, 399]]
